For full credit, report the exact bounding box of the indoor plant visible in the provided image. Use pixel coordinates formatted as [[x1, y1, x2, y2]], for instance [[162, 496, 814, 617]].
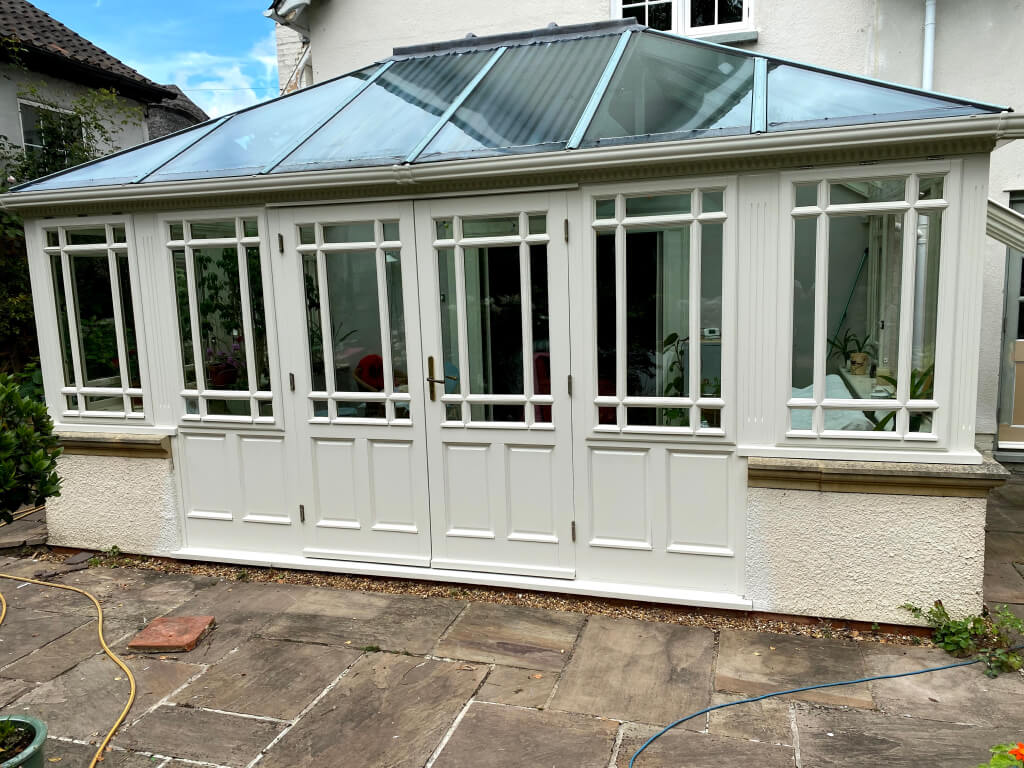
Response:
[[0, 715, 46, 767]]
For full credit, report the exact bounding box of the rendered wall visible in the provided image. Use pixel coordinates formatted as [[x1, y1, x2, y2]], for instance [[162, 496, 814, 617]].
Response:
[[45, 454, 180, 556], [745, 487, 986, 624]]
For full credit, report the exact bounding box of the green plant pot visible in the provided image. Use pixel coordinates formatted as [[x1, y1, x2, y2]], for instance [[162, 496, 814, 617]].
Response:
[[0, 716, 46, 768]]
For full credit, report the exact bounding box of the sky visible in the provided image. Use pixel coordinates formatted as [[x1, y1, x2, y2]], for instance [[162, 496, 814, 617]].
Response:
[[30, 1, 279, 117]]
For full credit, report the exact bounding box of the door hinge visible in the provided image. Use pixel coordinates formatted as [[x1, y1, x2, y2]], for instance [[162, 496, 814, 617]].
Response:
[[299, 504, 305, 523], [289, 372, 295, 391], [277, 233, 284, 253], [571, 521, 576, 542], [563, 218, 569, 243], [567, 374, 573, 397]]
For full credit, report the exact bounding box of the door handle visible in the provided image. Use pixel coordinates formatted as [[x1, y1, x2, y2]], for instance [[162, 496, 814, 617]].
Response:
[[426, 356, 456, 402]]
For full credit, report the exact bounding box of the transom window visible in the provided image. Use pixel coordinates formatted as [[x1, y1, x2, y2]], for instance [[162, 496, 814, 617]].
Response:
[[617, 0, 751, 35], [296, 217, 411, 423], [44, 222, 144, 418], [788, 174, 946, 440], [433, 212, 553, 427], [593, 189, 726, 434], [169, 216, 273, 423]]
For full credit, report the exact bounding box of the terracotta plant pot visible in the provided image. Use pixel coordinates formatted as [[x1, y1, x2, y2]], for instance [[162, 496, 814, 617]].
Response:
[[0, 715, 47, 768], [849, 352, 870, 375]]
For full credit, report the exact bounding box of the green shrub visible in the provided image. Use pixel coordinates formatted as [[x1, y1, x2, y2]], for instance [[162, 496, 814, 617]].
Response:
[[902, 600, 1024, 677], [976, 742, 1024, 767], [0, 373, 61, 524]]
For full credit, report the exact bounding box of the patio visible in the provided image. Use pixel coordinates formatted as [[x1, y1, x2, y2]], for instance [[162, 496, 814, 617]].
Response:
[[0, 535, 1021, 767]]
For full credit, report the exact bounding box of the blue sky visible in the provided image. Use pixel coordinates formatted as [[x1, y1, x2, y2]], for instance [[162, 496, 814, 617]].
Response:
[[31, 1, 278, 117]]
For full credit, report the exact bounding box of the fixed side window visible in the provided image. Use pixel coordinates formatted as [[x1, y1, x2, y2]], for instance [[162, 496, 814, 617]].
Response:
[[19, 101, 81, 156], [168, 216, 273, 423], [44, 223, 145, 418], [787, 175, 946, 440], [616, 0, 752, 35]]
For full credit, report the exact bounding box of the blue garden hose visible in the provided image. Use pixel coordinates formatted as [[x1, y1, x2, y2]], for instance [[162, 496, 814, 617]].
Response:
[[629, 645, 1024, 767]]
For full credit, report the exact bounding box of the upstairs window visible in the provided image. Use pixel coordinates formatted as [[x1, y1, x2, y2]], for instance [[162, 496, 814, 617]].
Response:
[[19, 101, 81, 157], [616, 0, 752, 36]]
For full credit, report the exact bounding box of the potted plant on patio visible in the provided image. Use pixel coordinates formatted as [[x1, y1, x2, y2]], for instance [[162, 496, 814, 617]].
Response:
[[0, 716, 46, 767]]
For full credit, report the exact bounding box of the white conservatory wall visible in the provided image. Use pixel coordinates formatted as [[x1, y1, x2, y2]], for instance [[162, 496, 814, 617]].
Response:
[[45, 454, 180, 555], [746, 487, 987, 624]]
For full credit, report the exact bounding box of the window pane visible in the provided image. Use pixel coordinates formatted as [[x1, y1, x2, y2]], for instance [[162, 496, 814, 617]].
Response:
[[395, 402, 410, 420], [258, 400, 274, 418], [795, 183, 818, 208], [584, 33, 754, 145], [193, 247, 248, 391], [624, 226, 690, 398], [337, 401, 385, 419], [463, 216, 518, 238], [830, 178, 905, 205], [626, 193, 691, 217], [242, 219, 258, 238], [112, 225, 126, 243], [325, 251, 383, 392], [528, 215, 546, 235], [84, 394, 122, 412], [626, 407, 689, 427], [918, 176, 944, 201], [71, 254, 120, 387], [910, 211, 941, 399], [298, 224, 315, 244], [702, 189, 724, 213], [789, 408, 814, 431], [792, 217, 816, 392], [648, 2, 672, 30], [45, 230, 59, 247], [302, 252, 326, 392], [169, 222, 184, 241], [116, 253, 141, 389], [596, 232, 617, 396], [66, 227, 106, 245], [691, 0, 714, 26], [190, 220, 236, 240], [437, 248, 460, 393], [700, 408, 722, 428], [909, 411, 934, 433], [718, 0, 744, 24], [246, 247, 271, 392], [531, 245, 550, 397], [700, 222, 723, 396], [825, 213, 903, 398], [50, 254, 74, 387], [436, 219, 454, 240], [465, 245, 523, 395], [824, 408, 896, 432], [595, 199, 616, 219], [421, 35, 618, 160], [385, 250, 408, 391], [382, 220, 400, 241], [172, 249, 196, 389], [470, 404, 525, 423], [621, 4, 645, 24], [323, 221, 374, 243], [206, 399, 251, 417]]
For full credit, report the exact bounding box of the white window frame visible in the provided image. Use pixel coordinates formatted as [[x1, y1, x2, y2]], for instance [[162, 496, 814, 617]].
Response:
[[18, 99, 78, 153], [776, 159, 961, 455], [38, 216, 150, 423], [160, 209, 282, 428], [612, 0, 754, 38], [581, 176, 738, 443]]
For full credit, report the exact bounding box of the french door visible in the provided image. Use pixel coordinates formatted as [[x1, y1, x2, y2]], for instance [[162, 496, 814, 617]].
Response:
[[274, 193, 575, 577]]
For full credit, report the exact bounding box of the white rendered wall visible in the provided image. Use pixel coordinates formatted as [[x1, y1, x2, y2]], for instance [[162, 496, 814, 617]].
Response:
[[746, 487, 986, 624], [45, 454, 180, 556]]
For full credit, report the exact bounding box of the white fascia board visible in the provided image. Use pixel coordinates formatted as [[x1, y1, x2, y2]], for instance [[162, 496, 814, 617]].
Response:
[[3, 112, 1024, 212], [987, 198, 1024, 252]]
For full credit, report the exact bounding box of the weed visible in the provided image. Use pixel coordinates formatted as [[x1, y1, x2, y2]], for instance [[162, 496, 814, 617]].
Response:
[[901, 601, 1024, 677], [361, 645, 381, 653], [234, 569, 250, 582]]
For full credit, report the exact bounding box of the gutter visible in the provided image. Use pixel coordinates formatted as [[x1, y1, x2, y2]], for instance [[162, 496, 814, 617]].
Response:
[[4, 112, 1024, 212], [987, 198, 1024, 252]]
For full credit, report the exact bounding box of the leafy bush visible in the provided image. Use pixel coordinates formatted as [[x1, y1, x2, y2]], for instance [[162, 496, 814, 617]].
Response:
[[976, 742, 1024, 767], [902, 600, 1024, 677], [0, 373, 61, 524]]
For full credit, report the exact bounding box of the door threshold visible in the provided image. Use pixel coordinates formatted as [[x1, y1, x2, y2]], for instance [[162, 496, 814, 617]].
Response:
[[175, 546, 752, 610]]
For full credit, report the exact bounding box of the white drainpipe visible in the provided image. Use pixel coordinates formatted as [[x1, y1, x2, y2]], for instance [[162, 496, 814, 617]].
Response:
[[922, 0, 937, 90]]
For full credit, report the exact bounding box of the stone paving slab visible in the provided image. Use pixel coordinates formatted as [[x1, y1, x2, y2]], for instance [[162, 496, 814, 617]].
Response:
[[10, 654, 201, 741], [260, 588, 465, 654], [432, 702, 618, 768], [157, 581, 306, 663], [1, 618, 134, 682], [54, 569, 219, 623], [550, 616, 715, 725], [794, 705, 1018, 767], [433, 603, 584, 671], [171, 637, 361, 720], [706, 692, 793, 745], [0, 608, 89, 668], [42, 740, 164, 767], [715, 631, 873, 709], [615, 723, 796, 767], [862, 644, 1024, 725], [0, 511, 47, 549], [120, 705, 283, 767], [259, 653, 487, 768], [0, 678, 33, 707], [476, 665, 557, 708]]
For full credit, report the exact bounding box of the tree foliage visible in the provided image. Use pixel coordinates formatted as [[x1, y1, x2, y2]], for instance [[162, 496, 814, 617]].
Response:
[[0, 373, 61, 523]]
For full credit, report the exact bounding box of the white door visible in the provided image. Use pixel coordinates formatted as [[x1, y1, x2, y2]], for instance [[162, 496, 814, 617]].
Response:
[[273, 203, 432, 567], [415, 193, 576, 579]]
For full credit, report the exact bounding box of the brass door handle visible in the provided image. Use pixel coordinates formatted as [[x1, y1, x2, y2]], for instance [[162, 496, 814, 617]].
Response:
[[426, 356, 456, 401]]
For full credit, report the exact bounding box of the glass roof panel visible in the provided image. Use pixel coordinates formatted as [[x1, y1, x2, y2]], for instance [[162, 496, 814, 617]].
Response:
[[766, 63, 989, 131], [11, 119, 224, 191], [417, 34, 619, 162], [581, 32, 754, 147], [274, 51, 487, 173], [144, 68, 376, 182]]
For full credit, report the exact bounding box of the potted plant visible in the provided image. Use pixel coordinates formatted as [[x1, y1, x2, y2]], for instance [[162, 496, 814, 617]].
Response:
[[0, 716, 46, 767], [848, 333, 876, 375]]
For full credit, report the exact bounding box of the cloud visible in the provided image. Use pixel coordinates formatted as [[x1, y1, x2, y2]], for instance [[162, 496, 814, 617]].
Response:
[[126, 30, 279, 117]]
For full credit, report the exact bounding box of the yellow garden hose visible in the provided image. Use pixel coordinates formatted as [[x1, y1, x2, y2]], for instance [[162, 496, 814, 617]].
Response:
[[0, 573, 137, 767]]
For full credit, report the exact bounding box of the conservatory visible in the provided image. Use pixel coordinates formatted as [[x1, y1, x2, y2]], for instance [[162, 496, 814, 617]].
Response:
[[3, 20, 1020, 622]]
